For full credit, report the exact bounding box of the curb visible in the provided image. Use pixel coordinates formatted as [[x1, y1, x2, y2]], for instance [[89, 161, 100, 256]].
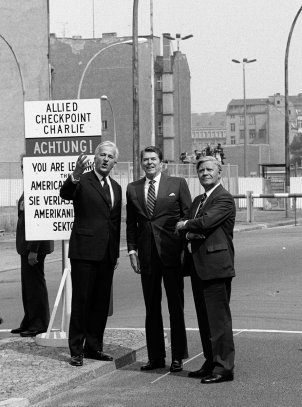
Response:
[[0, 331, 147, 406], [234, 220, 299, 233]]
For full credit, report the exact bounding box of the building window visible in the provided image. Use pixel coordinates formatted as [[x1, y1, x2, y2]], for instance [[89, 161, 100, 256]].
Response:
[[297, 118, 302, 128], [102, 120, 108, 130], [158, 121, 163, 135], [230, 123, 235, 132], [259, 129, 266, 139], [230, 115, 235, 120], [239, 116, 244, 124], [157, 100, 162, 113], [249, 129, 256, 139], [249, 115, 256, 125], [240, 130, 245, 139], [230, 135, 236, 145], [156, 75, 162, 90]]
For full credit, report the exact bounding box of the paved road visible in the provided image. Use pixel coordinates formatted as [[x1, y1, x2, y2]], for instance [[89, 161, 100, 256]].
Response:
[[1, 226, 302, 333], [34, 330, 302, 407], [1, 225, 302, 406]]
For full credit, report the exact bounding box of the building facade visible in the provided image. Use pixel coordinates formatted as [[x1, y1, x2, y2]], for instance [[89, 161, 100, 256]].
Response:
[[0, 0, 50, 167], [191, 112, 226, 152], [50, 32, 191, 163]]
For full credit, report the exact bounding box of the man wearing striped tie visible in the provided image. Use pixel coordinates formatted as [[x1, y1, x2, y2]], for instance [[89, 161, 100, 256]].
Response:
[[126, 146, 192, 373], [176, 155, 236, 384]]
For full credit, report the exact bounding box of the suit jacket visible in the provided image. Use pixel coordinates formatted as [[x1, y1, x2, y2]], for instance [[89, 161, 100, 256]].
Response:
[[183, 184, 236, 280], [16, 193, 54, 256], [126, 173, 192, 271], [60, 171, 122, 263]]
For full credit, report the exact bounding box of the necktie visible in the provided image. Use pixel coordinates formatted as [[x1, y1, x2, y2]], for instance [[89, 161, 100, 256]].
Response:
[[194, 193, 207, 218], [147, 180, 156, 216], [102, 177, 112, 208]]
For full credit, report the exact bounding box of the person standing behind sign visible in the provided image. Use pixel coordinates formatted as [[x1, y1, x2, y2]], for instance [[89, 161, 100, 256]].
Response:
[[11, 154, 54, 337], [60, 141, 122, 367]]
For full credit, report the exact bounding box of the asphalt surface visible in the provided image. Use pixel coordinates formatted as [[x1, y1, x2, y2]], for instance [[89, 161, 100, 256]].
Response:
[[0, 210, 301, 406]]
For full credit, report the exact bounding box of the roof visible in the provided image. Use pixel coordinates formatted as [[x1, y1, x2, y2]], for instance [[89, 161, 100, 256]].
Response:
[[191, 112, 226, 129]]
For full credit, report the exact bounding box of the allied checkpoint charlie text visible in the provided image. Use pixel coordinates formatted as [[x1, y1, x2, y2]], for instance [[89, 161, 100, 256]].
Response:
[[33, 102, 93, 155]]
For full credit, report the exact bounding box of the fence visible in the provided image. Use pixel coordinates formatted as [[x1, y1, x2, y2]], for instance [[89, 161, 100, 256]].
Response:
[[1, 160, 301, 231]]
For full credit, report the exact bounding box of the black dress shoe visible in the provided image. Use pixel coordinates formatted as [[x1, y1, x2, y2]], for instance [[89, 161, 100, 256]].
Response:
[[140, 359, 165, 371], [170, 359, 183, 373], [84, 350, 113, 361], [201, 373, 234, 384], [69, 355, 83, 367], [188, 367, 212, 378], [20, 330, 44, 337], [11, 327, 24, 334]]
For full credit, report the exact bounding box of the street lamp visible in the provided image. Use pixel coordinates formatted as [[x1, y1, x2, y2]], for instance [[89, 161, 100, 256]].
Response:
[[285, 6, 302, 216], [77, 39, 135, 99], [101, 95, 116, 145], [232, 58, 257, 177], [163, 33, 194, 51], [0, 34, 25, 151]]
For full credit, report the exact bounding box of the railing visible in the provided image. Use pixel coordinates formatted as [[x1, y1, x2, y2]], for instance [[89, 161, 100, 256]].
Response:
[[233, 192, 302, 225]]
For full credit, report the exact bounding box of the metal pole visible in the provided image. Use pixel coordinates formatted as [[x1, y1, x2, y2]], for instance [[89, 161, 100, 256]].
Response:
[[107, 99, 117, 146], [150, 0, 155, 145], [133, 0, 140, 181], [243, 61, 247, 177], [92, 0, 95, 38], [285, 5, 302, 217]]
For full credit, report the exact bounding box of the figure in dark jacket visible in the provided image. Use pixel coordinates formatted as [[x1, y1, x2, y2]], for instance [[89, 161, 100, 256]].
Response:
[[60, 141, 122, 367], [176, 155, 235, 384], [11, 187, 53, 337], [126, 146, 192, 373]]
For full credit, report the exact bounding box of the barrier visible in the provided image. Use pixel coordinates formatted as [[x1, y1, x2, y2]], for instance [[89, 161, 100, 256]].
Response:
[[233, 192, 302, 224]]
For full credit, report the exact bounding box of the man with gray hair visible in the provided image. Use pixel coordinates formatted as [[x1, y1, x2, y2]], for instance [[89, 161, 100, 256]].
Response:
[[176, 156, 236, 384], [60, 141, 122, 367]]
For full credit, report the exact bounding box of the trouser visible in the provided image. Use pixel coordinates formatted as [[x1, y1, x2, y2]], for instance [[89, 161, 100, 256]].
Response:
[[20, 254, 50, 332], [140, 238, 188, 361], [191, 272, 235, 375], [69, 254, 114, 356]]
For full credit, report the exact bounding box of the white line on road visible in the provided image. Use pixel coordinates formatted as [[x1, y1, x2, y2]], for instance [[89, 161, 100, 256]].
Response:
[[150, 330, 245, 384]]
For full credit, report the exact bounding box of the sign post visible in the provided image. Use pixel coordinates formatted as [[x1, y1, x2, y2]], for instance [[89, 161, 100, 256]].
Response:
[[23, 99, 102, 346]]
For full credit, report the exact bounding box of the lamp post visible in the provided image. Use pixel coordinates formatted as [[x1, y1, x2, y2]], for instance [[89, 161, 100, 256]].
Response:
[[0, 34, 25, 151], [232, 58, 257, 177], [285, 6, 302, 216], [132, 0, 140, 181], [163, 33, 193, 159], [77, 40, 135, 99], [101, 95, 116, 145]]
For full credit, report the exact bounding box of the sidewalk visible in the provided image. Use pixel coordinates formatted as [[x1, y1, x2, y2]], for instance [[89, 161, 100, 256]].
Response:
[[0, 329, 147, 407], [0, 211, 301, 406]]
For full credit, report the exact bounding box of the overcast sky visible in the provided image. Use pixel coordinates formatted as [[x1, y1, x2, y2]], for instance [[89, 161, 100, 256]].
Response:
[[49, 0, 302, 113]]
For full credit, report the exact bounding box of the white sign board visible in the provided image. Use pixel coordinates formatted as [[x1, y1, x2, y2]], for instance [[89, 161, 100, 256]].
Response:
[[23, 156, 94, 240], [24, 99, 101, 139]]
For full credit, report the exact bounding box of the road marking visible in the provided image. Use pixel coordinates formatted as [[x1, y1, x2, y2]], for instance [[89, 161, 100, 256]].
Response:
[[184, 328, 302, 334], [150, 330, 244, 384]]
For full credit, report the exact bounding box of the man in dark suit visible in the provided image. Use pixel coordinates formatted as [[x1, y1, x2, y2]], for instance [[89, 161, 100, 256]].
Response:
[[11, 155, 53, 337], [60, 141, 122, 367], [176, 155, 236, 384], [126, 146, 192, 373]]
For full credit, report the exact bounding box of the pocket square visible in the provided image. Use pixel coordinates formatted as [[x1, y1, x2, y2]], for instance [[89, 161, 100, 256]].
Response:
[[169, 193, 176, 196]]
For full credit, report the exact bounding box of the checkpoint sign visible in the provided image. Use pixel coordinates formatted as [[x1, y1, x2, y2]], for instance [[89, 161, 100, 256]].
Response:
[[23, 98, 101, 240]]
